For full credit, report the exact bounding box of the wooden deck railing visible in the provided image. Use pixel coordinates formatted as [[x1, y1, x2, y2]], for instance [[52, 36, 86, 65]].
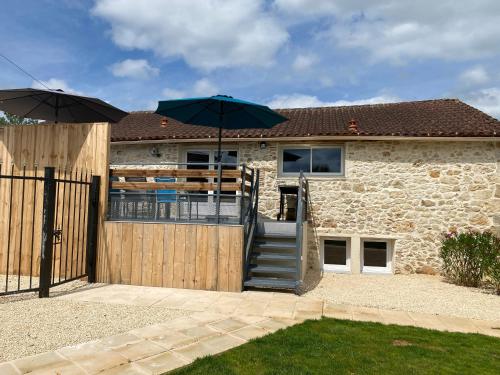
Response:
[[109, 168, 252, 193]]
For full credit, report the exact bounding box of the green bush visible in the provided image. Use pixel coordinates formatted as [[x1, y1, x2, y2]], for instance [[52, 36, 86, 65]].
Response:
[[440, 230, 499, 287], [486, 254, 500, 295]]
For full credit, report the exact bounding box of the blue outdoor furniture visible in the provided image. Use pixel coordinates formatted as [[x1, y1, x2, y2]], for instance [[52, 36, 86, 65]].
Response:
[[155, 177, 176, 220]]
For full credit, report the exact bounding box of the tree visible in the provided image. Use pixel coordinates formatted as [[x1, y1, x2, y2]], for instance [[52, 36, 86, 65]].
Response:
[[0, 112, 38, 125]]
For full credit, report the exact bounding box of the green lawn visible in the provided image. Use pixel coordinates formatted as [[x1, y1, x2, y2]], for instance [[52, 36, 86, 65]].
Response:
[[170, 318, 500, 375]]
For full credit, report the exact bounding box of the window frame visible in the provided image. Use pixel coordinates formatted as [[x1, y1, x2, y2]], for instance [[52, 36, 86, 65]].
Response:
[[361, 239, 393, 274], [321, 237, 351, 273], [278, 144, 345, 177]]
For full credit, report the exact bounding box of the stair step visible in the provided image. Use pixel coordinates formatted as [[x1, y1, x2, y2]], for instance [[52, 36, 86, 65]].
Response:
[[244, 277, 297, 290], [251, 252, 296, 261], [249, 264, 296, 274], [254, 241, 296, 250], [256, 233, 296, 240]]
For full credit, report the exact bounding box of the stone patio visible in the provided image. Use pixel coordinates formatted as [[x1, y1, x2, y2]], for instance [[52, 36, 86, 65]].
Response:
[[2, 284, 499, 374]]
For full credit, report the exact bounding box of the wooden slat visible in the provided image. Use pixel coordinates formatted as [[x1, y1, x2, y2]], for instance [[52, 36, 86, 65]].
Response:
[[195, 225, 208, 290], [111, 181, 242, 191], [173, 224, 186, 288], [205, 225, 219, 291], [184, 225, 197, 289], [162, 224, 175, 288], [151, 224, 165, 287], [120, 223, 134, 284], [228, 226, 243, 292], [142, 224, 154, 286], [217, 226, 230, 291], [130, 223, 143, 285], [111, 168, 242, 178]]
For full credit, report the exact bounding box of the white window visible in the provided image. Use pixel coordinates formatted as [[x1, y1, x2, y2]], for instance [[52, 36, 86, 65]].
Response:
[[321, 238, 350, 273], [279, 145, 344, 177], [361, 239, 392, 274]]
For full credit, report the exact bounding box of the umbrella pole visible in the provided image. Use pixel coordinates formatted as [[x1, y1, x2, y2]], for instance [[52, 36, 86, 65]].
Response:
[[216, 118, 223, 224]]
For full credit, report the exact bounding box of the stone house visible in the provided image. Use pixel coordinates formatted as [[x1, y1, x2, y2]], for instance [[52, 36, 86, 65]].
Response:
[[110, 99, 500, 281]]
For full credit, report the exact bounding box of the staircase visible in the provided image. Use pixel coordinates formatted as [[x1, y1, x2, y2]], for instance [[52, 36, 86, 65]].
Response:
[[244, 221, 300, 291]]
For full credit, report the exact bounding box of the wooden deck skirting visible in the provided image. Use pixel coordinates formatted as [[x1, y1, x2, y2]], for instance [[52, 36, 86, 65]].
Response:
[[97, 221, 244, 292]]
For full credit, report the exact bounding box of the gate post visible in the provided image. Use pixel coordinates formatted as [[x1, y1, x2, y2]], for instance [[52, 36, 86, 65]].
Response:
[[86, 176, 100, 283], [39, 167, 56, 298]]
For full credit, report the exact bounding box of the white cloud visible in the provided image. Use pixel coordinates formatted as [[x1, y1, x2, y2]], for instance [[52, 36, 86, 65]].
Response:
[[267, 93, 400, 108], [32, 78, 83, 96], [161, 88, 186, 100], [192, 78, 218, 97], [459, 66, 490, 87], [162, 78, 218, 100], [292, 54, 318, 71], [275, 0, 500, 64], [93, 0, 288, 71], [110, 59, 159, 79], [464, 87, 500, 119]]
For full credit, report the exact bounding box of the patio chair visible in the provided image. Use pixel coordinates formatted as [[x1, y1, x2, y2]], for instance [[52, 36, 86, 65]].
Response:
[[124, 176, 155, 220], [154, 177, 177, 220]]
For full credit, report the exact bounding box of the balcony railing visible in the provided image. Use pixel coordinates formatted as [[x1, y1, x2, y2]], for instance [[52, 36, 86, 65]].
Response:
[[107, 163, 255, 225]]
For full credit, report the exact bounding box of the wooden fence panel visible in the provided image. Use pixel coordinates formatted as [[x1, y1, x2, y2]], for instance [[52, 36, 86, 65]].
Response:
[[98, 222, 244, 292]]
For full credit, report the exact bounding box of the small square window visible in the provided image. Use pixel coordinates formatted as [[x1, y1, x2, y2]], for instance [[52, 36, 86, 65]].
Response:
[[283, 149, 310, 173], [312, 148, 342, 173], [322, 238, 350, 272], [362, 240, 392, 274]]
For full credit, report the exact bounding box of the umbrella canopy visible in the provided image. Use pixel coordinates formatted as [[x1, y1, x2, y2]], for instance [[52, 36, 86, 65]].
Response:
[[0, 88, 128, 123], [155, 94, 288, 223]]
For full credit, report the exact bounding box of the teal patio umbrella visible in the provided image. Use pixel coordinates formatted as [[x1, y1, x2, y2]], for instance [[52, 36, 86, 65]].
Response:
[[155, 95, 288, 222]]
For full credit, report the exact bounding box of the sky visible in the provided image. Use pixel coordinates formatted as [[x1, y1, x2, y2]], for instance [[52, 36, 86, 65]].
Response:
[[0, 0, 499, 118]]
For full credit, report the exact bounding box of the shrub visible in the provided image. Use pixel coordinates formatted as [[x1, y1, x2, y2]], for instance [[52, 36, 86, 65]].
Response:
[[440, 230, 499, 287], [485, 250, 500, 295]]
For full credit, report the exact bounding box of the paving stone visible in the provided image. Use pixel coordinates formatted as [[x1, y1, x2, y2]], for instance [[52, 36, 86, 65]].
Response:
[[13, 351, 71, 374], [136, 352, 188, 374], [198, 334, 246, 355], [378, 310, 416, 327], [190, 311, 228, 324], [162, 317, 202, 331], [100, 333, 143, 349], [150, 331, 197, 350], [436, 315, 483, 333], [294, 310, 322, 321], [208, 318, 248, 333], [129, 323, 176, 340], [180, 325, 220, 340], [29, 363, 86, 375], [232, 314, 269, 325], [96, 363, 145, 375], [350, 307, 384, 323], [323, 303, 353, 320], [172, 342, 215, 362], [113, 340, 167, 362], [407, 312, 447, 331], [231, 325, 269, 341], [0, 363, 19, 375], [68, 350, 128, 374], [254, 318, 290, 333]]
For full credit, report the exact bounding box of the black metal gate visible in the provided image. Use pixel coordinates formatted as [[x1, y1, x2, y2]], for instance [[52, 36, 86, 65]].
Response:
[[0, 165, 100, 297]]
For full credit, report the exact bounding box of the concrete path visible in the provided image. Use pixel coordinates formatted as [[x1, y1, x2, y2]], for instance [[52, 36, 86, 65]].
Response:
[[2, 284, 499, 375]]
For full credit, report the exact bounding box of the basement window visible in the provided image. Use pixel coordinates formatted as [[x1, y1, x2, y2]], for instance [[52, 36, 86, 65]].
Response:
[[279, 146, 344, 176], [362, 240, 392, 274], [322, 238, 350, 273]]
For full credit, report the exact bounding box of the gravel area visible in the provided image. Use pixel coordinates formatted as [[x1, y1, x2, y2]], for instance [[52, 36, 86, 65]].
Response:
[[0, 284, 187, 362], [305, 273, 500, 321]]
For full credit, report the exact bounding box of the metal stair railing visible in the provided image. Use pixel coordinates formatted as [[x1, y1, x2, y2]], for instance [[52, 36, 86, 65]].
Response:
[[295, 171, 308, 289], [242, 169, 259, 285]]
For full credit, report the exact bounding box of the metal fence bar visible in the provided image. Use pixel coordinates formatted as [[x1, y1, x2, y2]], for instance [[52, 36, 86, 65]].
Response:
[[86, 175, 100, 283], [39, 167, 56, 298], [17, 165, 27, 291]]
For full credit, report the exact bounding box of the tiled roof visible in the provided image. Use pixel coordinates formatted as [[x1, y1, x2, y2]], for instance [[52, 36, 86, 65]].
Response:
[[111, 99, 500, 142]]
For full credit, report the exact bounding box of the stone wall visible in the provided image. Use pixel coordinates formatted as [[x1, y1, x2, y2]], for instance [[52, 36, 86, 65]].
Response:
[[110, 140, 500, 275]]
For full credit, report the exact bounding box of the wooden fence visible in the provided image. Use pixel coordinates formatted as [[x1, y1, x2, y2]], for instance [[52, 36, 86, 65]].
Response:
[[0, 123, 110, 278], [98, 221, 244, 292]]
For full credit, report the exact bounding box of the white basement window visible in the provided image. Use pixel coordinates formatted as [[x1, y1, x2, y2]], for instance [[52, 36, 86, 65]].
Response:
[[361, 239, 392, 274], [279, 145, 344, 176], [322, 238, 350, 273]]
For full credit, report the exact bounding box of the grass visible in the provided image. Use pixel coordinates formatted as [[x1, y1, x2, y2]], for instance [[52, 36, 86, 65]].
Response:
[[170, 318, 500, 375]]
